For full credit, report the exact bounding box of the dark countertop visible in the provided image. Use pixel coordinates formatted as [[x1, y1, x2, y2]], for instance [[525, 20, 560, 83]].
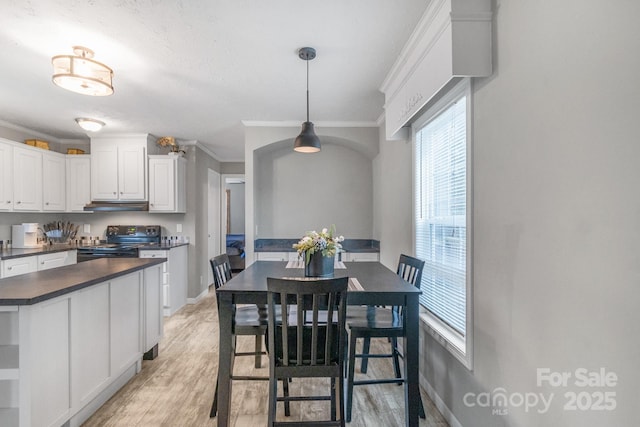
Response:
[[254, 238, 380, 253], [0, 242, 189, 260], [0, 257, 166, 306], [137, 242, 189, 250], [0, 244, 78, 260]]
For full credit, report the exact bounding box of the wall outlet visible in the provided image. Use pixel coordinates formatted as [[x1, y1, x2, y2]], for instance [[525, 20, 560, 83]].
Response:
[[83, 224, 90, 233], [176, 223, 182, 233]]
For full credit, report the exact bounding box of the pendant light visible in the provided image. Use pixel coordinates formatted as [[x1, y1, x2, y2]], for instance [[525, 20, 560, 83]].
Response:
[[294, 47, 321, 153], [52, 46, 114, 96]]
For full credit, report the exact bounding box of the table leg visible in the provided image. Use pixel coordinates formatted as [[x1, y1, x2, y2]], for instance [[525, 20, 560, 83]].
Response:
[[216, 292, 234, 426], [404, 294, 420, 427]]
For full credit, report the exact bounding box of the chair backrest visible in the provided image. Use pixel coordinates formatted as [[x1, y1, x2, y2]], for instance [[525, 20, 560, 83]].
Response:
[[210, 253, 233, 290], [267, 277, 348, 368], [396, 254, 425, 288]]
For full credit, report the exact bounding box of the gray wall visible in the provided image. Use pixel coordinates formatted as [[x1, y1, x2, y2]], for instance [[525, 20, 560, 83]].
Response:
[[375, 1, 640, 426], [244, 125, 379, 262], [254, 142, 372, 238]]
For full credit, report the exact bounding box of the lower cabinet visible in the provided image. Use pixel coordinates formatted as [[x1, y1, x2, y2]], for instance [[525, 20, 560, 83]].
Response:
[[0, 266, 161, 427], [1, 257, 37, 278], [139, 246, 187, 317], [340, 252, 379, 262], [1, 250, 77, 278], [143, 264, 163, 354], [255, 251, 299, 262]]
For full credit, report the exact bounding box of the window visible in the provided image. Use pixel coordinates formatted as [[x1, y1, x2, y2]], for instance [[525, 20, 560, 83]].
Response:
[[413, 79, 472, 368]]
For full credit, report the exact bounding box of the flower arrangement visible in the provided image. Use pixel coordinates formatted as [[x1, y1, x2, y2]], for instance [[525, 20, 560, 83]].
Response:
[[293, 225, 344, 265]]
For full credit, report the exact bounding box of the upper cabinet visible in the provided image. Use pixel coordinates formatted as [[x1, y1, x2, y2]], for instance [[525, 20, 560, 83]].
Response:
[[0, 139, 13, 211], [66, 155, 91, 212], [148, 155, 186, 213], [90, 134, 157, 201], [380, 0, 492, 140], [0, 138, 73, 212], [42, 151, 66, 211], [13, 145, 42, 211]]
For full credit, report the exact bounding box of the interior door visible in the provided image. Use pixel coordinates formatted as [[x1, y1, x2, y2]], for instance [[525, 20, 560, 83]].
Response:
[[207, 169, 221, 285]]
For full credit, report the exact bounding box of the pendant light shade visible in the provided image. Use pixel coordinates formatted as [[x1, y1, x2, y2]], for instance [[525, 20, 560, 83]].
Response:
[[294, 47, 320, 153], [52, 46, 114, 96], [294, 122, 321, 153]]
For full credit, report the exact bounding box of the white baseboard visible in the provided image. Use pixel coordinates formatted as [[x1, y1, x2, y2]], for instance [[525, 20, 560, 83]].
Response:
[[420, 372, 463, 427], [187, 288, 208, 304]]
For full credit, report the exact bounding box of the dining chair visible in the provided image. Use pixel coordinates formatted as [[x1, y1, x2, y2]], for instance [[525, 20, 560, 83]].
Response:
[[209, 253, 269, 418], [266, 276, 349, 427], [345, 254, 426, 422]]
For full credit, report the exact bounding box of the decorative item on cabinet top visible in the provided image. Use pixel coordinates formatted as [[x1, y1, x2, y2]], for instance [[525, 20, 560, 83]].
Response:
[[24, 139, 50, 150], [156, 136, 186, 156]]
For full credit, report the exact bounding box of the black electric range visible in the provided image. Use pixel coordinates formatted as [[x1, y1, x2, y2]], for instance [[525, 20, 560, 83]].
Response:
[[76, 225, 162, 262]]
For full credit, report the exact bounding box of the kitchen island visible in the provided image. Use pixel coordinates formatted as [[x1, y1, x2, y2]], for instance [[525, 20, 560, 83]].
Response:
[[0, 258, 166, 427]]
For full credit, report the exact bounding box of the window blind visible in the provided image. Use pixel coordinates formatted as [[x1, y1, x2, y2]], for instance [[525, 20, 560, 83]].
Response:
[[414, 96, 467, 336]]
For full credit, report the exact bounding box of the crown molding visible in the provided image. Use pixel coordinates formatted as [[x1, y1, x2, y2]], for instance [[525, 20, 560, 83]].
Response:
[[242, 120, 378, 128]]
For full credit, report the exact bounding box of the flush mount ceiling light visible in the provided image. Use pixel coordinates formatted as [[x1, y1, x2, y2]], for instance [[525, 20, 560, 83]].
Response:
[[52, 46, 114, 96], [294, 47, 321, 153], [75, 118, 105, 132]]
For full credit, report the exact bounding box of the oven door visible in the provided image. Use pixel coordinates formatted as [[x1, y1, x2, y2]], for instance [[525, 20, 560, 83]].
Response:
[[76, 247, 139, 262]]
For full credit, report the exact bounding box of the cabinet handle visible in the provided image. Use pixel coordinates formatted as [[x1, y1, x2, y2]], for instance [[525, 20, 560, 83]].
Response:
[[45, 202, 49, 205], [7, 266, 12, 270], [113, 192, 117, 195], [16, 201, 21, 204], [6, 201, 10, 204], [41, 261, 45, 265]]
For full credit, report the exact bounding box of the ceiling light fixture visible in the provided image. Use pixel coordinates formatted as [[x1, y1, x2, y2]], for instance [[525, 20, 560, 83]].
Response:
[[75, 118, 105, 132], [52, 46, 114, 96], [293, 47, 321, 153]]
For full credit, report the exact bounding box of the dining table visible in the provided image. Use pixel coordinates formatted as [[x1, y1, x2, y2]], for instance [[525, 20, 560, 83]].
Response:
[[215, 260, 422, 427]]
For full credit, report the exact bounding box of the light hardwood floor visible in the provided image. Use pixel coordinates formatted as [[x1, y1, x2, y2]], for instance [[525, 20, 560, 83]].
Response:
[[83, 286, 449, 427]]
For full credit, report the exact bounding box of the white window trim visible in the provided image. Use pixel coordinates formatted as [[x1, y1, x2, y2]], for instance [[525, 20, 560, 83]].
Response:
[[412, 78, 473, 371]]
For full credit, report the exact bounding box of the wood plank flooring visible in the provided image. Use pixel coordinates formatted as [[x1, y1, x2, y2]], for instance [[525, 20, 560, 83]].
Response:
[[83, 286, 449, 427]]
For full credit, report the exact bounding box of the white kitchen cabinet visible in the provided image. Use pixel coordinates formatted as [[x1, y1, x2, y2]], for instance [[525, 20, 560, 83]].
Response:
[[0, 307, 19, 426], [42, 151, 66, 211], [139, 245, 187, 317], [0, 139, 13, 211], [12, 146, 42, 211], [37, 250, 77, 271], [26, 297, 71, 427], [0, 263, 160, 427], [70, 282, 110, 412], [0, 251, 76, 278], [341, 252, 379, 262], [1, 257, 37, 278], [66, 155, 91, 212], [143, 264, 163, 357], [255, 252, 299, 262], [109, 272, 142, 376], [90, 134, 156, 201], [148, 155, 186, 213]]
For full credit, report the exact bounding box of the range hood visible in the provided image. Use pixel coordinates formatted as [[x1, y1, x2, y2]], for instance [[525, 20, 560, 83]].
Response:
[[84, 201, 149, 212]]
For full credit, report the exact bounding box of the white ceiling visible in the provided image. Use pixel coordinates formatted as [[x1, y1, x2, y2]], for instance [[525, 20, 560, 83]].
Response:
[[0, 0, 429, 161]]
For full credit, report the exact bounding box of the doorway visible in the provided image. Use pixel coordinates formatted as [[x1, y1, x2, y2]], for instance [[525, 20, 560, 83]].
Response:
[[222, 175, 245, 271]]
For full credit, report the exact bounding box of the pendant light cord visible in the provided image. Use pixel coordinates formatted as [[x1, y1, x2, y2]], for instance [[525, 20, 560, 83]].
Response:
[[306, 58, 310, 122]]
